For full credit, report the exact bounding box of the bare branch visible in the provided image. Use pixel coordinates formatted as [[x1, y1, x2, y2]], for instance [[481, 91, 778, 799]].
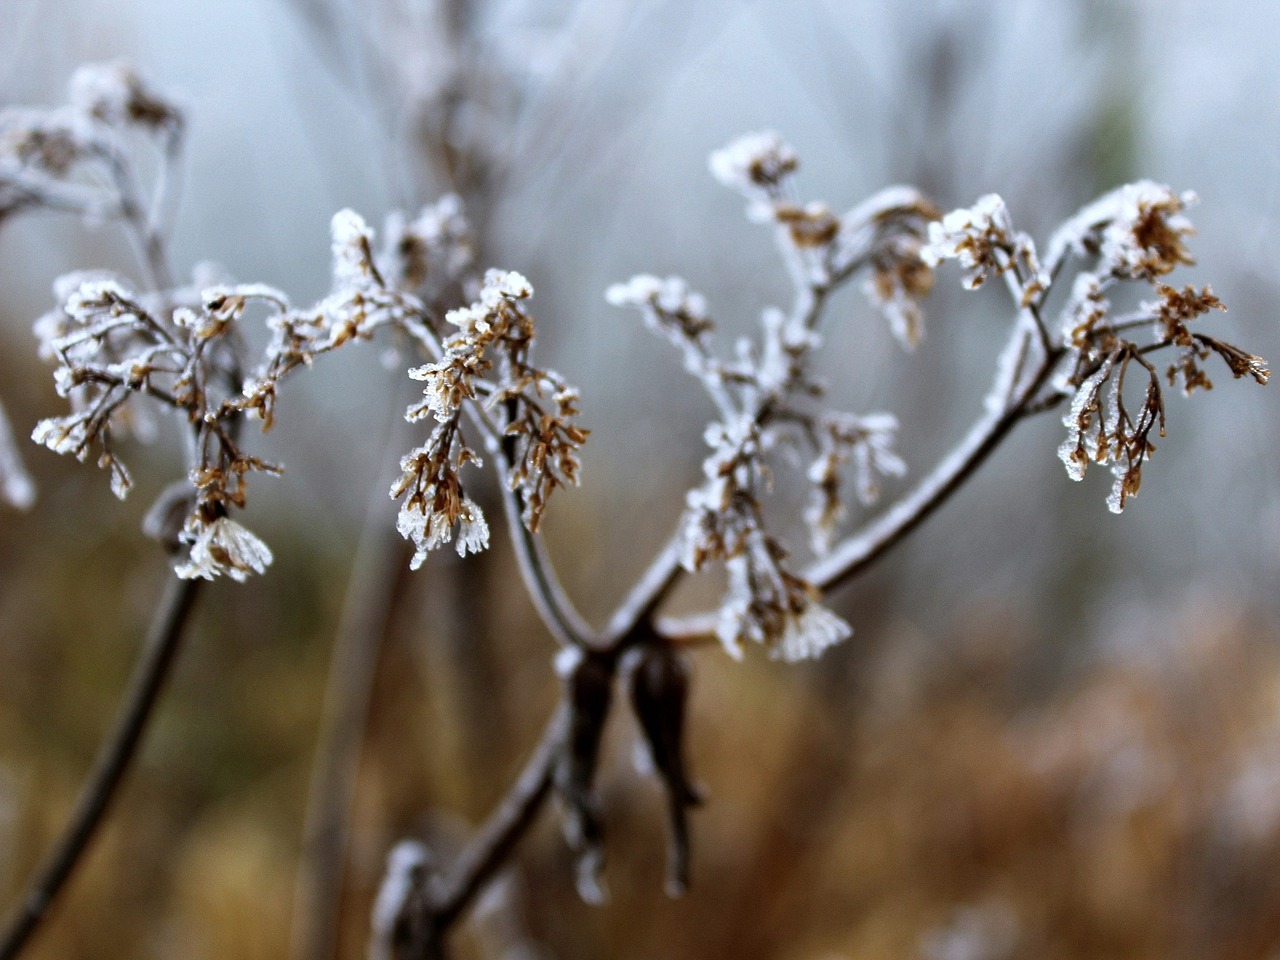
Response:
[[0, 576, 202, 960]]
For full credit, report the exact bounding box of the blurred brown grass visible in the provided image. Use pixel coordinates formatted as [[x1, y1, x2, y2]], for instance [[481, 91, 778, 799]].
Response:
[[4, 510, 1280, 960]]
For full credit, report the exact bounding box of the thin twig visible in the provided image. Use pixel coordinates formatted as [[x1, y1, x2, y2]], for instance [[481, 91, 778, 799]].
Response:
[[602, 524, 685, 646], [0, 575, 203, 960], [807, 346, 1064, 593], [427, 705, 568, 928]]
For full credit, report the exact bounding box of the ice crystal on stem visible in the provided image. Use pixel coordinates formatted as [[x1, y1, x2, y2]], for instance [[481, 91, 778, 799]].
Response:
[[174, 516, 273, 582]]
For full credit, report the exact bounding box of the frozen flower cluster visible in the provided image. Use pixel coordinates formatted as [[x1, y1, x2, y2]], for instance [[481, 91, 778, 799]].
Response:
[[609, 133, 933, 660], [929, 184, 1267, 513], [921, 193, 1049, 307], [0, 61, 183, 230], [395, 268, 587, 561]]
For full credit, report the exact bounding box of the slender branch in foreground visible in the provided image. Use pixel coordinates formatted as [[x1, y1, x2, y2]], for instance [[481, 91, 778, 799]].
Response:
[[427, 705, 567, 928], [0, 575, 203, 960], [494, 474, 596, 649]]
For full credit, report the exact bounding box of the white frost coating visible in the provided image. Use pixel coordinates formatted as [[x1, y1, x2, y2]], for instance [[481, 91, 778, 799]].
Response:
[[920, 194, 1012, 288], [1057, 359, 1113, 482], [396, 496, 489, 570], [479, 268, 532, 305], [369, 840, 430, 960], [330, 209, 377, 287], [68, 61, 177, 129], [1044, 180, 1196, 278], [605, 274, 707, 321], [0, 401, 34, 509], [708, 130, 798, 195], [773, 603, 853, 663], [175, 517, 274, 582]]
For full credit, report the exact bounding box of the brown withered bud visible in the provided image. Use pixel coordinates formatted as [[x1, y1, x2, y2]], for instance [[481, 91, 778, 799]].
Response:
[[624, 641, 703, 897], [554, 647, 615, 904]]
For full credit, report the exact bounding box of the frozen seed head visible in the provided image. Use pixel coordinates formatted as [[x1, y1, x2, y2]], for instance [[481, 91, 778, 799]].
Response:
[[330, 209, 379, 287], [479, 268, 533, 306], [708, 131, 798, 194], [773, 603, 853, 664], [920, 194, 1014, 289], [605, 274, 708, 321], [1099, 181, 1197, 280], [69, 61, 180, 130], [175, 516, 273, 582], [1048, 180, 1197, 281]]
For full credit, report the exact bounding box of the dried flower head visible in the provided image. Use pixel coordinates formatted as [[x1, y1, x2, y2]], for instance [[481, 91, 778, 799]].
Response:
[[174, 516, 273, 582], [920, 194, 1015, 290], [708, 130, 798, 196], [69, 61, 182, 131]]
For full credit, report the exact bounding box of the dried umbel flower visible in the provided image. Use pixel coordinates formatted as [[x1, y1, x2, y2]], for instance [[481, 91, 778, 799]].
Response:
[[394, 267, 588, 558], [609, 134, 932, 661], [69, 61, 182, 131], [708, 130, 798, 197], [174, 516, 273, 582], [380, 193, 474, 294], [1048, 180, 1197, 282], [931, 184, 1267, 514]]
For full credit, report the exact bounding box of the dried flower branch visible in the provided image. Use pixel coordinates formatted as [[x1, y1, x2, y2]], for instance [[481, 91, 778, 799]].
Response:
[[3, 56, 1270, 960], [609, 131, 931, 662]]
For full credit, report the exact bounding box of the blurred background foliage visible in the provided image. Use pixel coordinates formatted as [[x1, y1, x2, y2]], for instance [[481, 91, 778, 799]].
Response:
[[1, 0, 1279, 958]]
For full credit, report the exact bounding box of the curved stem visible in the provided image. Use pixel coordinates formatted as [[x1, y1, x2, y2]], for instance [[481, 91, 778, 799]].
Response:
[[428, 705, 567, 928], [807, 346, 1063, 592], [602, 523, 686, 646], [0, 575, 202, 960]]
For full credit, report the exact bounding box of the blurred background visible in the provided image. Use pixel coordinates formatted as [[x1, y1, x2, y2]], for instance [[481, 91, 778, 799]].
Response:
[[1, 0, 1279, 957]]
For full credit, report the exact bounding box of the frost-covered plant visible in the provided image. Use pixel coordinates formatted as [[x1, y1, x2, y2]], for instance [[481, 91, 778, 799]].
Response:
[[0, 69, 1267, 960]]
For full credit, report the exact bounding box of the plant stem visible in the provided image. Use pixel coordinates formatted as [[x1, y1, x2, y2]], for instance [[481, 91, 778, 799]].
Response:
[[427, 705, 567, 929], [0, 575, 202, 960], [806, 347, 1063, 593]]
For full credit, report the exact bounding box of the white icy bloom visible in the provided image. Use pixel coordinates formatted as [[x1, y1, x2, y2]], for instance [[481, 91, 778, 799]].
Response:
[[605, 274, 707, 319], [0, 105, 97, 173], [478, 268, 533, 306], [396, 496, 489, 570], [330, 208, 378, 287], [444, 304, 492, 335], [69, 61, 178, 129], [773, 602, 853, 663], [920, 194, 1014, 289], [65, 278, 136, 318], [708, 130, 798, 195], [31, 414, 89, 458], [381, 194, 473, 288], [175, 516, 274, 582], [1046, 180, 1196, 280]]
